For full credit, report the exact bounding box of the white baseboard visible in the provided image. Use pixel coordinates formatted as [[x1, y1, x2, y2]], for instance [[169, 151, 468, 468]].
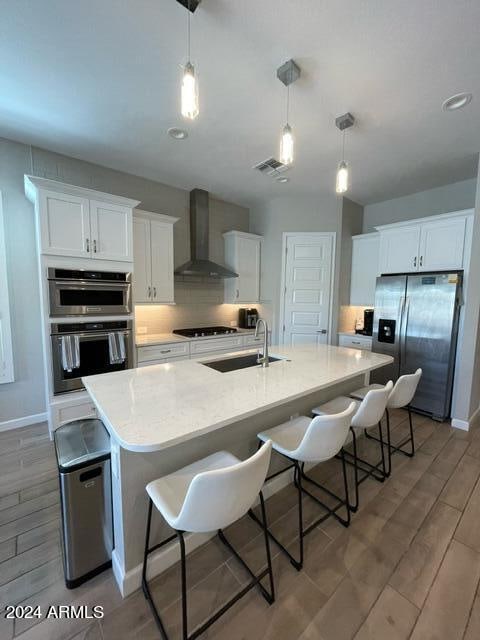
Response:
[[115, 465, 297, 598], [451, 405, 480, 431], [0, 412, 48, 433]]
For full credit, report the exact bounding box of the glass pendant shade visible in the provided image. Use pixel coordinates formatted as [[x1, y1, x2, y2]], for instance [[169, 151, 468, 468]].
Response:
[[181, 62, 199, 120], [336, 160, 349, 194], [280, 123, 294, 165]]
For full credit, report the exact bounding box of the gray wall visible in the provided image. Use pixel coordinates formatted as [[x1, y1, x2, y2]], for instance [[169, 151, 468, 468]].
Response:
[[0, 137, 249, 423], [249, 194, 342, 342], [338, 198, 364, 308], [455, 162, 480, 422], [363, 178, 477, 232]]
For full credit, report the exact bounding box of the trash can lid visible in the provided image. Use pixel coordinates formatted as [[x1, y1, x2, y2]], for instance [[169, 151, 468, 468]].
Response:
[[54, 419, 110, 471]]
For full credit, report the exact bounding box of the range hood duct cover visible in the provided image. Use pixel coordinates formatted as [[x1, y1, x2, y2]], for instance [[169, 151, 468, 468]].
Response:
[[174, 189, 238, 279]]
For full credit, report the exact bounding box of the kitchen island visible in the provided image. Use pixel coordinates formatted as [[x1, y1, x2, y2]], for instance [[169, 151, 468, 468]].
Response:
[[83, 344, 392, 595]]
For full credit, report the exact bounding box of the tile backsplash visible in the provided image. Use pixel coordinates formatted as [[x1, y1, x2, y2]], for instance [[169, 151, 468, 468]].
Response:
[[135, 280, 255, 333], [338, 305, 370, 333]]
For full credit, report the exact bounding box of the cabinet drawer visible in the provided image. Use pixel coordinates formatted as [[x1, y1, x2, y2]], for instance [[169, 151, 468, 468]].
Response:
[[338, 335, 372, 351], [190, 336, 244, 355], [137, 342, 189, 363]]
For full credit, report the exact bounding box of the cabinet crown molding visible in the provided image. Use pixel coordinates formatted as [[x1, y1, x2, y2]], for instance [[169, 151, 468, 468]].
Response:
[[24, 175, 141, 209], [352, 232, 379, 240], [374, 208, 474, 232], [134, 209, 179, 224]]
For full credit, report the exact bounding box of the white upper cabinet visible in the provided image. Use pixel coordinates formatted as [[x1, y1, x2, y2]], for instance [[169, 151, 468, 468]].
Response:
[[223, 231, 262, 303], [24, 176, 140, 263], [350, 233, 380, 306], [39, 190, 91, 258], [133, 210, 178, 304], [89, 200, 132, 262], [418, 216, 466, 271], [377, 211, 472, 275], [378, 225, 421, 274]]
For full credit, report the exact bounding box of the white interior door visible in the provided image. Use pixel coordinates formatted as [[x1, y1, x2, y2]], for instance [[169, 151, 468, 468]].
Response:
[[282, 234, 334, 346]]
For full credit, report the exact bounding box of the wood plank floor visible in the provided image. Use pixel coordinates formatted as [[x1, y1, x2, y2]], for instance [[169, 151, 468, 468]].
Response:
[[1, 410, 480, 640]]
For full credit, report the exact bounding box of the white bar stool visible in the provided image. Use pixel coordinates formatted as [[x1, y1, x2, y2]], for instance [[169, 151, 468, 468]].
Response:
[[311, 381, 393, 511], [349, 368, 422, 474], [251, 403, 357, 570], [142, 441, 274, 640]]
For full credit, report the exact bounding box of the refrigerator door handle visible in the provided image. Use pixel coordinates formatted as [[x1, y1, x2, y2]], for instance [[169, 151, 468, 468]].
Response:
[[400, 297, 410, 370]]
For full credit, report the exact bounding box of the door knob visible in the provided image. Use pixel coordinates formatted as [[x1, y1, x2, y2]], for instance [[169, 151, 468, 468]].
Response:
[[317, 329, 327, 334]]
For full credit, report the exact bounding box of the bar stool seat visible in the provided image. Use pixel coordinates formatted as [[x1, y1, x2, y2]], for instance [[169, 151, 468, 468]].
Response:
[[348, 369, 423, 471], [311, 397, 361, 420], [253, 403, 356, 570], [142, 442, 274, 640], [258, 416, 311, 459], [146, 451, 240, 530], [349, 384, 384, 400], [312, 381, 393, 512]]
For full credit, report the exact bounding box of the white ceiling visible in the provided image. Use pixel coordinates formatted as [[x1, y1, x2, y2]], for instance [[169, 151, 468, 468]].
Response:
[[1, 0, 479, 207]]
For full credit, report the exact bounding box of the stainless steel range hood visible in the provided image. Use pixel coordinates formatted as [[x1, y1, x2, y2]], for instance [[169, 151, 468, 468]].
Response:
[[174, 189, 238, 279]]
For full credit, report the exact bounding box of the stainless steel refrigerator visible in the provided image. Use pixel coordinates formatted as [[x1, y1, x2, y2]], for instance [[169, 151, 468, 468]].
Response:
[[371, 272, 462, 421]]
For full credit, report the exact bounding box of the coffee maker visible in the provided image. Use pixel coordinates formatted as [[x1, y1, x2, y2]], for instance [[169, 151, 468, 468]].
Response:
[[356, 308, 374, 336], [239, 308, 259, 329]]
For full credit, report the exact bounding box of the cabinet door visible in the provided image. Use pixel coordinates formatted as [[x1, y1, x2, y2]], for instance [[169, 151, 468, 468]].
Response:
[[39, 190, 90, 257], [150, 220, 174, 303], [350, 235, 380, 305], [236, 237, 261, 303], [90, 200, 133, 262], [133, 217, 152, 303], [378, 226, 421, 274], [419, 217, 466, 271]]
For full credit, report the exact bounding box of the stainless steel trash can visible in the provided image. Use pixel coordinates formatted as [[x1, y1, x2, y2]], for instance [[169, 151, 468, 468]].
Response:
[[54, 418, 113, 588]]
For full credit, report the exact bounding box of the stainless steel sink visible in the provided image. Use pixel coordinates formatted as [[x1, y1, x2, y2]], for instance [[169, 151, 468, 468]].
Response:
[[202, 353, 283, 373]]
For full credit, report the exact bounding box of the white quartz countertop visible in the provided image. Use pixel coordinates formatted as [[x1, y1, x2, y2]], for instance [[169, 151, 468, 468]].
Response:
[[83, 344, 392, 453], [135, 328, 256, 347]]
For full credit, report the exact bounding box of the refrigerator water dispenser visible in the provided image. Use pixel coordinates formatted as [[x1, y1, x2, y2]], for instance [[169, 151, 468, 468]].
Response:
[[378, 319, 396, 344]]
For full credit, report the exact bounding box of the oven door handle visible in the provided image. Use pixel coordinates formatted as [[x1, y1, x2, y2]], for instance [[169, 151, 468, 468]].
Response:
[[51, 280, 130, 289]]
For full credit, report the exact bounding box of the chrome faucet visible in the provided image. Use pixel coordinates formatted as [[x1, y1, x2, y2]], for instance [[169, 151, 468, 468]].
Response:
[[255, 318, 269, 368]]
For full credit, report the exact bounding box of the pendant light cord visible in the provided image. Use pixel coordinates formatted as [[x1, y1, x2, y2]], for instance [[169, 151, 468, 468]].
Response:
[[286, 85, 290, 125], [187, 0, 191, 61], [342, 129, 346, 162]]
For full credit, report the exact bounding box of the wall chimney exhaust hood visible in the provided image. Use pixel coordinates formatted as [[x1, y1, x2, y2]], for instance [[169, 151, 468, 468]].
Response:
[[174, 189, 238, 279]]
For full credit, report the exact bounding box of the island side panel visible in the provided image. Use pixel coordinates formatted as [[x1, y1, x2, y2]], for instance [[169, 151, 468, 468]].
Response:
[[113, 375, 364, 594]]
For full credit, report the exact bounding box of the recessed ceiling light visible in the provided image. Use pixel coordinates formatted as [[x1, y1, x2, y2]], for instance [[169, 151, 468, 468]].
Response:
[[168, 127, 188, 140], [442, 92, 473, 112], [276, 176, 290, 183]]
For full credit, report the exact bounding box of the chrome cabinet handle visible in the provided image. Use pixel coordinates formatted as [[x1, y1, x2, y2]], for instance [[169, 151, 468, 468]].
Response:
[[153, 287, 157, 298], [147, 286, 151, 298], [413, 256, 417, 267], [86, 238, 90, 252], [93, 239, 97, 253], [420, 255, 423, 267], [160, 349, 171, 354], [236, 289, 239, 299]]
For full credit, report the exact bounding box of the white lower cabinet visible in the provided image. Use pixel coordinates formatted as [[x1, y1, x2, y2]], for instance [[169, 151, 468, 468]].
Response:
[[136, 333, 264, 367], [137, 341, 189, 365]]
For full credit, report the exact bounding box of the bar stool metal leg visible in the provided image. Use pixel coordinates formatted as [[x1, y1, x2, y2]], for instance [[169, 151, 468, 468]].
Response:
[[366, 406, 415, 462], [142, 493, 275, 640], [251, 453, 351, 571]]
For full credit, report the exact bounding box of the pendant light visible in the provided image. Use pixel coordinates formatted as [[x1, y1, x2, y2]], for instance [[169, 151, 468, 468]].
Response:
[[335, 112, 355, 194], [181, 0, 199, 120], [277, 59, 301, 166]]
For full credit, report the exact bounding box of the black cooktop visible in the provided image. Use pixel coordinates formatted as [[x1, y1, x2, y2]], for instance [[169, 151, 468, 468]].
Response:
[[173, 326, 238, 338]]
